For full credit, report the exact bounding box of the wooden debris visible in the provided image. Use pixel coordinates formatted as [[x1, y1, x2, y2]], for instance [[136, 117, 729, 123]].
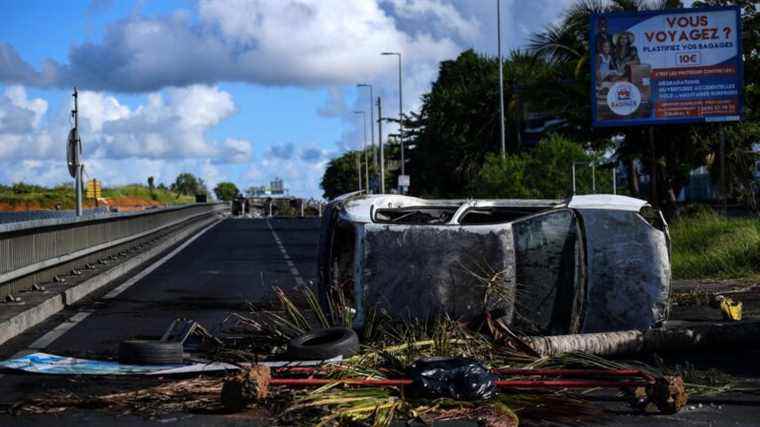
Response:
[[525, 320, 760, 357], [221, 365, 271, 412]]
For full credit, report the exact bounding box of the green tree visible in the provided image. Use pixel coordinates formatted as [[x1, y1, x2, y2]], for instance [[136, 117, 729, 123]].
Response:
[[213, 182, 240, 201], [320, 149, 378, 200], [470, 153, 533, 198], [470, 134, 609, 199], [403, 47, 563, 198], [170, 173, 207, 197]]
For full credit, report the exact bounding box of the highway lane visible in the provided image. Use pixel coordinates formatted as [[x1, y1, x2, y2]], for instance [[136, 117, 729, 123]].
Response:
[[0, 217, 320, 358], [41, 217, 320, 356]]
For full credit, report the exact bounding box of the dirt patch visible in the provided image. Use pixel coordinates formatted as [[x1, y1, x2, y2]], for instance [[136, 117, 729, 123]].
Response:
[[0, 201, 44, 211]]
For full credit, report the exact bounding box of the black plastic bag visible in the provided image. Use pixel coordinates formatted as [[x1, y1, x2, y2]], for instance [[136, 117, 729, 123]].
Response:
[[406, 357, 497, 400]]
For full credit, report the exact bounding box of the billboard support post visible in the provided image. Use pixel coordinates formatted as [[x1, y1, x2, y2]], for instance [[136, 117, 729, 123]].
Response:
[[650, 126, 657, 205], [720, 127, 727, 215]]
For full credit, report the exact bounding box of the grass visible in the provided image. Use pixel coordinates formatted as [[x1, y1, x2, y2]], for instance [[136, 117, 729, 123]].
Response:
[[670, 208, 760, 280]]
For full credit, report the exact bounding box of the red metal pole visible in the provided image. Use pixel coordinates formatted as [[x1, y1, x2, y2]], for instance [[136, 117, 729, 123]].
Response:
[[268, 377, 649, 389], [270, 378, 412, 386], [492, 368, 655, 382], [273, 367, 655, 383]]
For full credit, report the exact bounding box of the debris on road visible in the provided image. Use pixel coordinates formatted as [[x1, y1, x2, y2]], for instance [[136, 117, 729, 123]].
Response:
[[715, 296, 743, 321], [0, 352, 238, 375], [221, 365, 271, 412], [525, 320, 760, 357], [8, 281, 760, 425], [285, 326, 359, 360], [118, 339, 184, 365], [406, 357, 497, 400]]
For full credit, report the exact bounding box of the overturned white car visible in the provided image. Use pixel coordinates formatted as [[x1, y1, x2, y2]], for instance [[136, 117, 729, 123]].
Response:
[[317, 193, 671, 335]]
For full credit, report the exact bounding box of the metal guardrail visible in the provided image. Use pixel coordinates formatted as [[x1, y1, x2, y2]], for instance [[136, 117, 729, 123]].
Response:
[[0, 208, 111, 225], [0, 203, 228, 298]]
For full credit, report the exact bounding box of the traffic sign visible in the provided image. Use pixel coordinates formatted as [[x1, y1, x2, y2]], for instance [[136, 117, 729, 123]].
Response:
[[86, 179, 102, 199]]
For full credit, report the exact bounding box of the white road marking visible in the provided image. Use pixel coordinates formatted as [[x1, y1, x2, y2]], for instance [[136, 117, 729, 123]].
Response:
[[103, 219, 222, 299], [267, 219, 306, 286], [28, 311, 93, 350]]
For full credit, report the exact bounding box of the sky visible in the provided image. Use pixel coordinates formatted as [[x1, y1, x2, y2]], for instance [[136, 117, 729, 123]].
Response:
[[0, 0, 576, 199]]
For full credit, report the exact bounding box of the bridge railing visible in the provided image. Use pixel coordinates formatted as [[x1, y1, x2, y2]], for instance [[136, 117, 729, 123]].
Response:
[[0, 203, 228, 299]]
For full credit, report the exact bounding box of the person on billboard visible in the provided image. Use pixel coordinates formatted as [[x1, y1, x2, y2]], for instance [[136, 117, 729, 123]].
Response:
[[594, 17, 613, 53], [596, 40, 620, 81], [612, 31, 640, 72]]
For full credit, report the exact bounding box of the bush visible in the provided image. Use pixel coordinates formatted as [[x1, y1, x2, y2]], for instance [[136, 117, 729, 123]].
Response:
[[470, 134, 611, 199], [470, 153, 533, 198]]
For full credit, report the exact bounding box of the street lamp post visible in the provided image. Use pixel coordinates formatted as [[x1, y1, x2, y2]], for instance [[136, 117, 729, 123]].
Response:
[[497, 0, 506, 159], [353, 110, 370, 194], [356, 84, 377, 171], [381, 52, 405, 184], [377, 97, 385, 194]]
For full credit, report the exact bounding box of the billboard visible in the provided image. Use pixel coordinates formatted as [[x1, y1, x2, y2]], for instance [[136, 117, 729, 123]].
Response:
[[591, 7, 742, 127]]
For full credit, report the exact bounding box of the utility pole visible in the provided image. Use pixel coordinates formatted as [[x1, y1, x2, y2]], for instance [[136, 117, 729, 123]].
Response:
[[354, 110, 370, 193], [497, 0, 506, 158], [355, 151, 362, 192], [381, 52, 404, 178], [71, 88, 83, 217], [357, 84, 377, 171], [377, 97, 385, 194]]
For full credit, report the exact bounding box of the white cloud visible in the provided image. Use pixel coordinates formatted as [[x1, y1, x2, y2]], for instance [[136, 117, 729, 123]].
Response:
[[383, 0, 479, 43], [4, 85, 48, 127], [0, 84, 254, 190], [1, 0, 460, 93], [220, 138, 253, 164], [78, 91, 129, 132], [79, 85, 242, 161]]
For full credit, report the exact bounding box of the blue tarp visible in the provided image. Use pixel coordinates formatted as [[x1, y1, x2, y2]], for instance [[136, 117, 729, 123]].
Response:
[[0, 352, 342, 375], [0, 353, 236, 375]]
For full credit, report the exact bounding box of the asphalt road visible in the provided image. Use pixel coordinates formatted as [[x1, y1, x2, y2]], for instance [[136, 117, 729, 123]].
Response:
[[0, 217, 320, 425], [2, 217, 760, 425]]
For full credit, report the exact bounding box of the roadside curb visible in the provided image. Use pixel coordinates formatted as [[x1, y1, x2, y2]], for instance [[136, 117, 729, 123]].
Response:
[[0, 215, 224, 347]]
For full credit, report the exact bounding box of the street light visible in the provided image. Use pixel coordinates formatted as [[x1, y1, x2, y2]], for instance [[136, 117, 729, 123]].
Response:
[[356, 84, 377, 170], [381, 52, 406, 186], [381, 52, 405, 184], [496, 0, 506, 159], [353, 110, 370, 193]]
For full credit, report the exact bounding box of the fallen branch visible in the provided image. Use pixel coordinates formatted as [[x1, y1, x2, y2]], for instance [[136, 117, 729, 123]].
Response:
[[525, 320, 760, 357]]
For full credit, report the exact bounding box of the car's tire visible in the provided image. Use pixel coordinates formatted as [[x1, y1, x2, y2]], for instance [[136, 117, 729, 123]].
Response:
[[286, 327, 359, 360], [118, 340, 184, 365]]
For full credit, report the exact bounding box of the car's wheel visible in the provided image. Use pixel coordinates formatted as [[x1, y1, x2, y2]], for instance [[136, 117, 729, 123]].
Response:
[[286, 327, 359, 360], [118, 340, 184, 365]]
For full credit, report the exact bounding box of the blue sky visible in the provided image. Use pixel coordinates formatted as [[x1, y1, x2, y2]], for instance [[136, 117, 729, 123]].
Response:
[[0, 0, 573, 199]]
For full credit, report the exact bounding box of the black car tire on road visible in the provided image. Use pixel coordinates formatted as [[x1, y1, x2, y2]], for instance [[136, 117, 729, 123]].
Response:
[[118, 340, 184, 365], [286, 327, 359, 360]]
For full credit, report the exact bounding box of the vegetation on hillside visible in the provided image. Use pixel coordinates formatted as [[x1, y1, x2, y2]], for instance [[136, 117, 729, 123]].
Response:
[[0, 180, 196, 210]]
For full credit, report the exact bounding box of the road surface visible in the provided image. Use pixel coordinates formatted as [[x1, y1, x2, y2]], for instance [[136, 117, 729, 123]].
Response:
[[1, 217, 759, 426]]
